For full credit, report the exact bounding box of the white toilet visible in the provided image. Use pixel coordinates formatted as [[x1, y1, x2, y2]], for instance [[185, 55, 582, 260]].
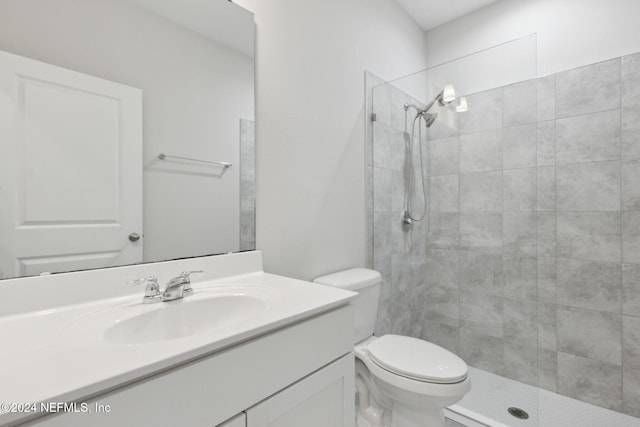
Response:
[[314, 268, 470, 427]]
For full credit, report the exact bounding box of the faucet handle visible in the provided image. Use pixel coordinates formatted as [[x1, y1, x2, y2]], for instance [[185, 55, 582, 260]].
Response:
[[180, 270, 203, 296], [127, 275, 157, 285], [180, 270, 203, 277], [128, 276, 161, 302]]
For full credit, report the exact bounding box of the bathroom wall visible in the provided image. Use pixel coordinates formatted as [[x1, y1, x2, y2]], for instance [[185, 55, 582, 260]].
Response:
[[240, 119, 256, 251], [0, 0, 254, 262], [235, 0, 429, 281], [423, 0, 640, 78], [371, 53, 640, 417]]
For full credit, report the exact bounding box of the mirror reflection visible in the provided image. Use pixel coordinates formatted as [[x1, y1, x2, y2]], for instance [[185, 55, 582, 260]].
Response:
[[0, 0, 255, 280]]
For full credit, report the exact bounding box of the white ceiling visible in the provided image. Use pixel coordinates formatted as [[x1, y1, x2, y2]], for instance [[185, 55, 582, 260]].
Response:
[[394, 0, 499, 31], [120, 0, 254, 57]]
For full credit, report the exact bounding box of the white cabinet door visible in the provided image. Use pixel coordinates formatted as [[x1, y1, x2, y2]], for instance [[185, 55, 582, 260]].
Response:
[[0, 49, 143, 279], [246, 354, 354, 427], [218, 413, 246, 427]]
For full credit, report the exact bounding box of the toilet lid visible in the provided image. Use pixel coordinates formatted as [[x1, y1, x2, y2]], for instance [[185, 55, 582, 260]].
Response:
[[367, 335, 468, 384]]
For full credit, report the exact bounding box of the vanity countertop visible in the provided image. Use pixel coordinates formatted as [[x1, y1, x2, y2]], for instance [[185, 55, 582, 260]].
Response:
[[0, 252, 355, 426]]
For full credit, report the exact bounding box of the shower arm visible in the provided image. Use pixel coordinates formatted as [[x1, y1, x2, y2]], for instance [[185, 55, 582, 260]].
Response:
[[404, 90, 446, 116]]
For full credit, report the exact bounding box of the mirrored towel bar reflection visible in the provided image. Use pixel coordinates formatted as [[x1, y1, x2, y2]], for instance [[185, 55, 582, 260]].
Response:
[[158, 153, 232, 169]]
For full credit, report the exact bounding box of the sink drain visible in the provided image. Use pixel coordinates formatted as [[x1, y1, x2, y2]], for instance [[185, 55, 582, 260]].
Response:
[[508, 407, 529, 420]]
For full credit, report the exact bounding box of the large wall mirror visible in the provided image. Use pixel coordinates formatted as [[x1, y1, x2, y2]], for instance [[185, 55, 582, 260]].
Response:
[[0, 0, 255, 280]]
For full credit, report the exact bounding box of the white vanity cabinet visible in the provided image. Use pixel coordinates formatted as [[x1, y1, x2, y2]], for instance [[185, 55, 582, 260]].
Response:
[[17, 305, 354, 427], [246, 353, 354, 427]]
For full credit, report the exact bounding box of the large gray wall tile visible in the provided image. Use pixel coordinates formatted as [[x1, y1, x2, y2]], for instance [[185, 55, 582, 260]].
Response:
[[459, 88, 503, 134], [503, 168, 536, 211], [537, 120, 556, 166], [623, 366, 640, 417], [557, 212, 621, 262], [538, 349, 558, 392], [538, 257, 557, 303], [373, 123, 406, 170], [428, 213, 459, 249], [391, 253, 425, 292], [503, 79, 537, 127], [557, 258, 622, 313], [557, 306, 621, 364], [390, 289, 414, 336], [459, 327, 504, 374], [622, 159, 640, 210], [503, 212, 536, 256], [537, 166, 556, 211], [430, 137, 459, 176], [622, 52, 640, 159], [623, 315, 640, 370], [558, 352, 622, 411], [538, 302, 558, 351], [503, 124, 537, 169], [460, 213, 502, 252], [422, 320, 460, 354], [503, 255, 537, 301], [425, 248, 459, 289], [459, 250, 503, 296], [460, 293, 503, 337], [372, 166, 392, 212], [429, 112, 459, 140], [459, 130, 502, 173], [373, 211, 392, 259], [504, 340, 539, 386], [424, 285, 459, 326], [537, 213, 556, 257], [556, 110, 621, 164], [390, 169, 405, 211], [556, 161, 620, 211], [622, 211, 640, 263], [504, 298, 537, 343], [623, 263, 640, 317], [430, 175, 459, 212], [537, 75, 556, 122], [556, 58, 621, 118], [460, 171, 502, 212]]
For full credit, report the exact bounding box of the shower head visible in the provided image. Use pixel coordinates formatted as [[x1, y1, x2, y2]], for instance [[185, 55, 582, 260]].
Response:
[[424, 113, 438, 128]]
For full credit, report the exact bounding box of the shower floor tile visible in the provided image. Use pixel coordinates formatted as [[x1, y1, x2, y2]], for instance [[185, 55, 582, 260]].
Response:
[[445, 367, 640, 427]]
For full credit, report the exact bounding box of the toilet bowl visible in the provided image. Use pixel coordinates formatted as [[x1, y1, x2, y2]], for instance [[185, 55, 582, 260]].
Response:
[[314, 268, 470, 427]]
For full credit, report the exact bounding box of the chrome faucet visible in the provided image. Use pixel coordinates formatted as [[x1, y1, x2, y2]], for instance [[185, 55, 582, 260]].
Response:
[[128, 270, 203, 303], [128, 276, 162, 304], [162, 270, 203, 301]]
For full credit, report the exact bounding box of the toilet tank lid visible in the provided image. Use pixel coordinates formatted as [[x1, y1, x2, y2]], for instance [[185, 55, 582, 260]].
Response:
[[313, 268, 381, 291]]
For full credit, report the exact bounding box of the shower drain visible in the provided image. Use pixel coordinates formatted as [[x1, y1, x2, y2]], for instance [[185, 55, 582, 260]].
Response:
[[508, 407, 530, 420]]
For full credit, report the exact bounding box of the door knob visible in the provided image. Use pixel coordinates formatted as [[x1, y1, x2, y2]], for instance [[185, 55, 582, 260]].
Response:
[[129, 233, 141, 242]]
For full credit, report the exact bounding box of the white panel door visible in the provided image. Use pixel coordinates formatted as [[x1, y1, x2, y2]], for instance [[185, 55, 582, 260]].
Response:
[[246, 354, 355, 427], [0, 50, 143, 278]]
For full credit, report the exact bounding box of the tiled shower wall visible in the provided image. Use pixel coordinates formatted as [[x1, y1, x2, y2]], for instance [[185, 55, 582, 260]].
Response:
[[369, 53, 640, 417], [368, 75, 430, 340]]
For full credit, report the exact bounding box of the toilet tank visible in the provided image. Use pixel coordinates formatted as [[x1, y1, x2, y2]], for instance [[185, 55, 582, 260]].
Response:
[[313, 268, 381, 343]]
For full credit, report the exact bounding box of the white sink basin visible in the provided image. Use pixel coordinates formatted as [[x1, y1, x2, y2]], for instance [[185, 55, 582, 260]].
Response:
[[104, 294, 268, 344], [65, 285, 273, 345]]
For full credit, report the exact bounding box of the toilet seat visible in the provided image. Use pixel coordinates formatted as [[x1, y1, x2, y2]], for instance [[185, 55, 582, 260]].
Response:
[[366, 335, 468, 384], [354, 340, 471, 401]]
